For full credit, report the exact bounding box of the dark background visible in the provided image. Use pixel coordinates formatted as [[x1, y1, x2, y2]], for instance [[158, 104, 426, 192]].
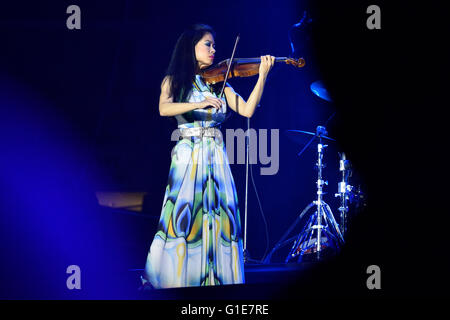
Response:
[[1, 0, 449, 300]]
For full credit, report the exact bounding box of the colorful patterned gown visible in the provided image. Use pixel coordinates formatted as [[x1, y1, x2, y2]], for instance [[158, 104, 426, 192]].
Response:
[[141, 75, 245, 288]]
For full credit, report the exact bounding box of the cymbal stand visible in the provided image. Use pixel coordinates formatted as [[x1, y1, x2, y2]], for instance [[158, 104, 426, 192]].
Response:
[[286, 127, 344, 262]]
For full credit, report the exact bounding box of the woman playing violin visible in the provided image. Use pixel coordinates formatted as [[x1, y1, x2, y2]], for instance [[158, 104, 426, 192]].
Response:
[[141, 24, 274, 289]]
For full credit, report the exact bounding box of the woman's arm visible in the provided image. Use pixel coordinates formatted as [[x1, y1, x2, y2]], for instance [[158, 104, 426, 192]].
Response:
[[159, 76, 223, 116], [224, 55, 275, 118]]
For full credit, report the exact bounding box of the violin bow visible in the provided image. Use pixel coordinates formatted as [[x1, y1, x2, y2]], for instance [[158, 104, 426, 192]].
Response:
[[219, 33, 240, 98]]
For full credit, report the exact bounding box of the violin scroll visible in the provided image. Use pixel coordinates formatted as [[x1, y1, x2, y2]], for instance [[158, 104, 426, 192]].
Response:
[[285, 57, 306, 68]]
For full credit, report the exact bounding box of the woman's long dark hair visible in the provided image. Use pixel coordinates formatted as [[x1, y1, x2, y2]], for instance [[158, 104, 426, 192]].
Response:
[[166, 24, 217, 102]]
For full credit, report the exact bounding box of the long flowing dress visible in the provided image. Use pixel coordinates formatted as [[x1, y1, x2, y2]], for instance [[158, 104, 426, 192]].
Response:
[[140, 75, 245, 288]]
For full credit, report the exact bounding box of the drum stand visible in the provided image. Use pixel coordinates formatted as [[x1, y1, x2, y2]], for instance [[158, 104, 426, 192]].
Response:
[[263, 126, 344, 264], [335, 152, 351, 238]]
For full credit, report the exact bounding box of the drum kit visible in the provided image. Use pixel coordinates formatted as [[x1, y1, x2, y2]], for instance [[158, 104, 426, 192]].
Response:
[[262, 80, 365, 264]]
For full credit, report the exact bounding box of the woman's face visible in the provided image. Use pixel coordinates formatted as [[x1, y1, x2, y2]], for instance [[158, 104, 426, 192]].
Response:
[[195, 32, 216, 70]]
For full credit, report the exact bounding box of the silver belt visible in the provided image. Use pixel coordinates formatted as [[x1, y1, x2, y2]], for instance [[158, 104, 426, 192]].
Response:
[[179, 127, 220, 138]]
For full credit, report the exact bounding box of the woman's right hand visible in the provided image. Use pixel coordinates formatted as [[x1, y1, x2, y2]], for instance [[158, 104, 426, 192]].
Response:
[[198, 97, 223, 110]]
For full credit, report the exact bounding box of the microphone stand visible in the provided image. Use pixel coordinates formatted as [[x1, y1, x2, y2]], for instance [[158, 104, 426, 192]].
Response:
[[243, 117, 250, 262], [242, 116, 263, 264]]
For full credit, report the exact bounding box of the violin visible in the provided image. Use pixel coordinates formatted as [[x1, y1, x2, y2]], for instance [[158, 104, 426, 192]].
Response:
[[200, 57, 305, 85]]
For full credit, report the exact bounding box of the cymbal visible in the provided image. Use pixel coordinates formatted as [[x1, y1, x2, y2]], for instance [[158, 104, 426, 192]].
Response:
[[286, 129, 336, 141], [285, 128, 336, 157], [310, 80, 332, 102]]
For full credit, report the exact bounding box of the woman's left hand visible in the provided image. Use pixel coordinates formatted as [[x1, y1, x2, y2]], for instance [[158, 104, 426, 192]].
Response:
[[259, 55, 275, 77]]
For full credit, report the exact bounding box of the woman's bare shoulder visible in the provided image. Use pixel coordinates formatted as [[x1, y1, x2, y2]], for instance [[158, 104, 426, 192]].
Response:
[[161, 75, 172, 86], [160, 76, 173, 93]]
